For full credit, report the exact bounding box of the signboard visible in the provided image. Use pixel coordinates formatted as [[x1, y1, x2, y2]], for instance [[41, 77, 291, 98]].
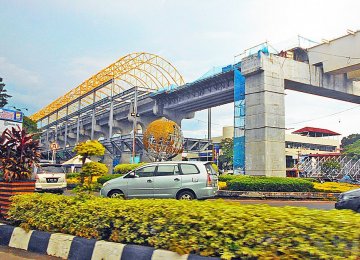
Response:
[[0, 120, 22, 133], [0, 108, 23, 123], [50, 142, 60, 150]]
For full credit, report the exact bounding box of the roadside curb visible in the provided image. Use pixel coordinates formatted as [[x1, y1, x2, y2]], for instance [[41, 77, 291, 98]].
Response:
[[217, 190, 340, 200], [0, 223, 219, 260]]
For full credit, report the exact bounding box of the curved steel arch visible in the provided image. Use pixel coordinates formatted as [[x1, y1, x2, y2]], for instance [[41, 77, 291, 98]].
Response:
[[30, 52, 185, 122]]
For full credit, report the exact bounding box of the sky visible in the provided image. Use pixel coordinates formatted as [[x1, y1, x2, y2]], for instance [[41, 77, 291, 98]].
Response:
[[0, 0, 359, 139]]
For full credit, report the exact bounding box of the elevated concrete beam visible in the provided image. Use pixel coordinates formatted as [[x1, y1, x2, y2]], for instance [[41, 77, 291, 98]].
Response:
[[267, 55, 360, 103]]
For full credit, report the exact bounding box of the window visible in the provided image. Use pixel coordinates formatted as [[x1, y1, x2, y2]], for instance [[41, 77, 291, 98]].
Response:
[[205, 163, 217, 175], [180, 164, 200, 175], [135, 166, 156, 178], [155, 165, 180, 177]]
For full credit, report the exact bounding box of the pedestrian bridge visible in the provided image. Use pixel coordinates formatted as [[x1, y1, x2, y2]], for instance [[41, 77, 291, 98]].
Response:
[[32, 31, 360, 176]]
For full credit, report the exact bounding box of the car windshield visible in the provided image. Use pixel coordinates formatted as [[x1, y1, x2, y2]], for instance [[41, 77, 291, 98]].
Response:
[[37, 166, 65, 174]]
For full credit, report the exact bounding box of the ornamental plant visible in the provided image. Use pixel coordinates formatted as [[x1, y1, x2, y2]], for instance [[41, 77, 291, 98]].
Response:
[[81, 162, 108, 185], [73, 162, 107, 193], [0, 126, 41, 182], [73, 140, 105, 184], [8, 193, 360, 259], [113, 163, 145, 175]]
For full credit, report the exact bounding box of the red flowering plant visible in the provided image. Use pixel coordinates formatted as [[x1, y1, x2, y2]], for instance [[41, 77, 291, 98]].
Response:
[[0, 126, 41, 182]]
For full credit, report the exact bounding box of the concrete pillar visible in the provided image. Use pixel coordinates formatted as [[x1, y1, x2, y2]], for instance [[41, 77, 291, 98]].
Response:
[[91, 108, 96, 140], [108, 98, 114, 139], [242, 53, 286, 177], [76, 115, 80, 144], [64, 122, 68, 148]]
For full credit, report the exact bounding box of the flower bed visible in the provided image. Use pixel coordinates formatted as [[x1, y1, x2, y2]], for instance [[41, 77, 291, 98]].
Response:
[[313, 182, 360, 193], [8, 193, 360, 259]]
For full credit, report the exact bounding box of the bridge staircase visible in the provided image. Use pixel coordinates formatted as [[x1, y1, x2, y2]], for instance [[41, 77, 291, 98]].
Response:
[[300, 155, 360, 181]]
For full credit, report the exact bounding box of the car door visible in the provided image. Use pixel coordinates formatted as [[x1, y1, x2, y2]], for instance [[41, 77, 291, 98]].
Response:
[[153, 164, 182, 198], [126, 165, 156, 198], [179, 163, 202, 191]]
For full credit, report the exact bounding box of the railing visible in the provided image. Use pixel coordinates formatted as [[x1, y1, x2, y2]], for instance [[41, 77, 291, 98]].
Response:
[[300, 155, 360, 181]]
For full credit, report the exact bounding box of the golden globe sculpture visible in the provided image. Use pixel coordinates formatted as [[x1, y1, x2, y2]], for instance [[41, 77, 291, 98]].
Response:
[[143, 118, 183, 161]]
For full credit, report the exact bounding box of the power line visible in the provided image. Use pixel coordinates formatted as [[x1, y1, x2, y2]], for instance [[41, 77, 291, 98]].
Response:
[[288, 105, 360, 126], [193, 118, 223, 126]]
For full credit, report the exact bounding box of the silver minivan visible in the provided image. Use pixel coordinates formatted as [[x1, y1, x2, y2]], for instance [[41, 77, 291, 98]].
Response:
[[100, 161, 218, 200]]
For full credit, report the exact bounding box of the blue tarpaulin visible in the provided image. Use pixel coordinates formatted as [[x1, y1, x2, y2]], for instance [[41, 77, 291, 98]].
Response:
[[233, 68, 245, 174]]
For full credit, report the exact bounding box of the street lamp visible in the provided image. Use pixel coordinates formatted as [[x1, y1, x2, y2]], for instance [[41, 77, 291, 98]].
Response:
[[12, 106, 28, 113]]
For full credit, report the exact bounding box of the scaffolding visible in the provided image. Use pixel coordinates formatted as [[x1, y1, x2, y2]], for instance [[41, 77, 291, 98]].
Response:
[[233, 65, 245, 174]]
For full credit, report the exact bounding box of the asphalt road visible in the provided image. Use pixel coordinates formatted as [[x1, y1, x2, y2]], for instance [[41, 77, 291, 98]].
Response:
[[0, 245, 59, 259]]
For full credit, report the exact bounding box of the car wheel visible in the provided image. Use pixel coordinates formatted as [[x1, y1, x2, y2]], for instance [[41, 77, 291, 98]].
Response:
[[177, 190, 195, 200], [108, 190, 125, 199]]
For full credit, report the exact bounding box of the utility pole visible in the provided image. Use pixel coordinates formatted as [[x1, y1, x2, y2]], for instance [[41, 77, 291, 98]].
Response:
[[208, 108, 212, 161], [208, 108, 211, 141]]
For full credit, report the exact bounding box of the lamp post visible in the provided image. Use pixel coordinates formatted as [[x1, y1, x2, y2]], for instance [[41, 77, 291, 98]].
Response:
[[12, 106, 28, 113]]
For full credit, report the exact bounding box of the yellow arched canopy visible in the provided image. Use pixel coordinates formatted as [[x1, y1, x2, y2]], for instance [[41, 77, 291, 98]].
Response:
[[30, 52, 185, 122]]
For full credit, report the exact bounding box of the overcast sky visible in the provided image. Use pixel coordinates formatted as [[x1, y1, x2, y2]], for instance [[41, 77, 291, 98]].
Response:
[[1, 0, 359, 138]]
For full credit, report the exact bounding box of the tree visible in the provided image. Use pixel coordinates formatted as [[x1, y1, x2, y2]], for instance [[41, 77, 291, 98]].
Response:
[[23, 116, 39, 136], [218, 138, 233, 170], [73, 140, 105, 184], [0, 78, 12, 108], [341, 134, 360, 148], [344, 139, 360, 159], [81, 162, 108, 185]]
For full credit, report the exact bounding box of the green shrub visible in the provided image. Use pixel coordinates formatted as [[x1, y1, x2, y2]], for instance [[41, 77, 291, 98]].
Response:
[[97, 174, 123, 184], [218, 175, 315, 192], [218, 174, 236, 182], [113, 163, 145, 175], [66, 173, 80, 179], [227, 176, 314, 192], [8, 193, 360, 259]]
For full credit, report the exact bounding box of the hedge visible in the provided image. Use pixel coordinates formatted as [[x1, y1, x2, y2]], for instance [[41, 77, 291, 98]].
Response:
[[97, 174, 123, 184], [219, 175, 314, 192], [113, 163, 145, 175], [8, 193, 360, 259]]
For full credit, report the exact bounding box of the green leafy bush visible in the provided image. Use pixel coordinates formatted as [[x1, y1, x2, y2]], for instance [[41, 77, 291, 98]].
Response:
[[66, 173, 80, 179], [8, 193, 360, 259], [219, 175, 314, 192], [113, 163, 145, 175], [218, 174, 236, 182], [97, 174, 123, 184]]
